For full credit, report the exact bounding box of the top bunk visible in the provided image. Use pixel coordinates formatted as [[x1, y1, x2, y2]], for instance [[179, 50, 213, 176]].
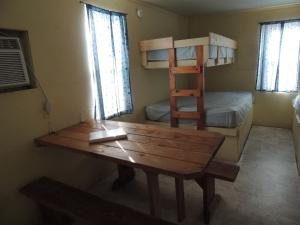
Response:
[[140, 32, 237, 69]]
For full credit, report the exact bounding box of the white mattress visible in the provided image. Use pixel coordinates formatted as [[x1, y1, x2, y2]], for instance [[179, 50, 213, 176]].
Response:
[[147, 46, 234, 61], [145, 92, 253, 128]]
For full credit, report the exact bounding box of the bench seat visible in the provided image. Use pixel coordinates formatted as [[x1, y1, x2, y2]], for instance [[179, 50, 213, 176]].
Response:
[[21, 177, 176, 225], [205, 161, 240, 182]]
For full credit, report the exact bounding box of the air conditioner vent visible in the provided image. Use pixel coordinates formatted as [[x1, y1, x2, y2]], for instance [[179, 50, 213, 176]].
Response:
[[0, 38, 20, 50], [0, 37, 30, 89]]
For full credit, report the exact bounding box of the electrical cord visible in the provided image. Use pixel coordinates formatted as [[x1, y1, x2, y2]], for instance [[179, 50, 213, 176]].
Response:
[[26, 64, 53, 133], [26, 64, 50, 104]]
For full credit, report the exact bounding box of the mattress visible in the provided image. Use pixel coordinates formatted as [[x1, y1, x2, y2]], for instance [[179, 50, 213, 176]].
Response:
[[293, 95, 300, 123], [293, 95, 300, 114], [145, 91, 253, 128], [147, 46, 234, 61]]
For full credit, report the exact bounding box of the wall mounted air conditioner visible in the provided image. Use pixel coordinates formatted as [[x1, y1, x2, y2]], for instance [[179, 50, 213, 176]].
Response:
[[0, 37, 30, 89]]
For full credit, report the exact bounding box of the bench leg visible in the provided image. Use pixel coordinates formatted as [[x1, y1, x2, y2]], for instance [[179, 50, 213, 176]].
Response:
[[195, 175, 215, 224], [175, 177, 186, 222], [39, 204, 73, 225], [112, 164, 135, 191], [146, 172, 161, 217]]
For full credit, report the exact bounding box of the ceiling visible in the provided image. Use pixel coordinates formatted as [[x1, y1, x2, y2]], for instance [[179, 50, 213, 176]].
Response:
[[141, 0, 300, 15]]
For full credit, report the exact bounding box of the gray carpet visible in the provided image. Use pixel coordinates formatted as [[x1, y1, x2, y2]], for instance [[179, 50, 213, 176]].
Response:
[[90, 126, 300, 225]]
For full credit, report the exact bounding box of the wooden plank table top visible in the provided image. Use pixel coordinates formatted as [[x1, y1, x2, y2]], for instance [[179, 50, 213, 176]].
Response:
[[36, 120, 225, 179]]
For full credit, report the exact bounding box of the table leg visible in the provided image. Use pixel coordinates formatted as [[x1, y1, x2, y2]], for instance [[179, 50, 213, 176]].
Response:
[[175, 177, 186, 222], [146, 172, 161, 217], [112, 164, 135, 191], [195, 175, 215, 224]]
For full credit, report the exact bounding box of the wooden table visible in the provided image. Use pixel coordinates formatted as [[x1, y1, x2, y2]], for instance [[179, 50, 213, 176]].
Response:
[[36, 120, 225, 223]]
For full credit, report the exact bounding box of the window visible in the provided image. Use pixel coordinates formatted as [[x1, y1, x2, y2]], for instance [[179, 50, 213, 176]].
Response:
[[86, 5, 133, 119], [256, 20, 300, 92]]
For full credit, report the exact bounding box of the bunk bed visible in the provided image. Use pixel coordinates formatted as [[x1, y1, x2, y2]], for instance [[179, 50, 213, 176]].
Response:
[[140, 33, 252, 162]]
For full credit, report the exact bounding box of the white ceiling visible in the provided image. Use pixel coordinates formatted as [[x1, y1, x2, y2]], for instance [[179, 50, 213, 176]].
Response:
[[141, 0, 300, 15]]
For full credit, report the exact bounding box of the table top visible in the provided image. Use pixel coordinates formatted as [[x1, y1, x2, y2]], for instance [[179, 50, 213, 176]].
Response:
[[35, 120, 225, 179]]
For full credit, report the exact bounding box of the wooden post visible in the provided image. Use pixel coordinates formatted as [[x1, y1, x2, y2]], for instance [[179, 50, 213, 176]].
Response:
[[168, 48, 178, 128], [175, 178, 186, 222], [196, 45, 205, 130], [146, 172, 161, 217], [195, 175, 216, 224], [112, 165, 135, 190]]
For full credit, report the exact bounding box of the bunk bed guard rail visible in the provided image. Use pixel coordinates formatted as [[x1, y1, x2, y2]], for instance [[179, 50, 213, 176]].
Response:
[[140, 33, 237, 69]]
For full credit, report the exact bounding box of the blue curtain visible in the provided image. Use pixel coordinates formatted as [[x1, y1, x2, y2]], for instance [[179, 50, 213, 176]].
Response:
[[256, 20, 300, 92], [86, 4, 133, 119]]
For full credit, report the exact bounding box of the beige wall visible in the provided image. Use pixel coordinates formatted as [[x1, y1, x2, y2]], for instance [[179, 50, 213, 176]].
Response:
[[0, 0, 188, 224], [189, 5, 300, 128]]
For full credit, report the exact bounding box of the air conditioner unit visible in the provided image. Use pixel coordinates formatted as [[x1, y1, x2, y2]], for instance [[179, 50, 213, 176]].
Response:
[[0, 37, 30, 89]]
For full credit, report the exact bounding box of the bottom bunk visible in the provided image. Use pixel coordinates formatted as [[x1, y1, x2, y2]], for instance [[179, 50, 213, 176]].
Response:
[[144, 92, 253, 162]]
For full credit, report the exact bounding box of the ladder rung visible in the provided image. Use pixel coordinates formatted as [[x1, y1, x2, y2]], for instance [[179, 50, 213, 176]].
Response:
[[172, 111, 201, 119], [171, 66, 202, 74], [171, 89, 201, 97]]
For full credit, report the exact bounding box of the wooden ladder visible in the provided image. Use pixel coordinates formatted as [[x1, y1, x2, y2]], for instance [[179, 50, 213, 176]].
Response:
[[168, 46, 205, 130]]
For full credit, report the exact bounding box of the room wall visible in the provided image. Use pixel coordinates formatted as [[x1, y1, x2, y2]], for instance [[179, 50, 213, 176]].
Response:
[[189, 4, 300, 128], [0, 0, 189, 224]]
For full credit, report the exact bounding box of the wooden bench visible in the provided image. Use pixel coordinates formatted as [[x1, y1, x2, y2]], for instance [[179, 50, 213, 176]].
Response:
[[205, 161, 240, 182], [20, 177, 176, 225], [176, 161, 240, 223]]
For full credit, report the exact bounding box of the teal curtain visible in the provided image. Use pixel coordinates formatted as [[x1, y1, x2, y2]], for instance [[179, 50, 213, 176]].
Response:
[[256, 20, 300, 92], [86, 4, 133, 119]]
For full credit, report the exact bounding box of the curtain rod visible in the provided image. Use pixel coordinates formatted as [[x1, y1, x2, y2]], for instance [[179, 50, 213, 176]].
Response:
[[78, 0, 128, 15], [260, 18, 300, 25], [79, 0, 90, 5]]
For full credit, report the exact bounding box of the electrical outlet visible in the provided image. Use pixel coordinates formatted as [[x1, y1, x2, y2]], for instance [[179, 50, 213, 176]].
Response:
[[44, 100, 52, 114]]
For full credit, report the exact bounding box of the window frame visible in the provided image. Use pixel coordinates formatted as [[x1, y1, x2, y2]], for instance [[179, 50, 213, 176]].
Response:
[[255, 18, 300, 93], [86, 4, 133, 120]]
